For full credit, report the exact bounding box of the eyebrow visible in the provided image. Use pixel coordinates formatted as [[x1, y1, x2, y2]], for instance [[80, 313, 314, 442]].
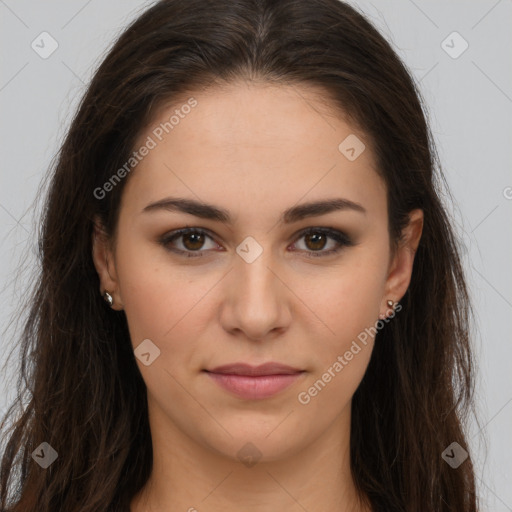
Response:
[[142, 196, 366, 224]]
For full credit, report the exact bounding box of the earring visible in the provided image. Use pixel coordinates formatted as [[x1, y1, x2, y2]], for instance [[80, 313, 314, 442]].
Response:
[[103, 291, 114, 307], [379, 299, 395, 320]]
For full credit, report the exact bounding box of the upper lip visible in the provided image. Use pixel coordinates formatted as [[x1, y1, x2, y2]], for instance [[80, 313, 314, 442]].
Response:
[[206, 362, 303, 376]]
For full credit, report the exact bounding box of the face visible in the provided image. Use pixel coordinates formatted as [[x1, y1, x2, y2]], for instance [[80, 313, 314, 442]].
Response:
[[93, 81, 422, 463]]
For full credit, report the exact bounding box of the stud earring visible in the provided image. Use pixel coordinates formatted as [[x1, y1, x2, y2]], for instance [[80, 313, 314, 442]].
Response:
[[103, 291, 114, 307], [379, 299, 395, 320]]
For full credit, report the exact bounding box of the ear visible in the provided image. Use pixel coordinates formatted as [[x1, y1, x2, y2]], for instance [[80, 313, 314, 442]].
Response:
[[91, 217, 124, 310], [380, 209, 423, 317]]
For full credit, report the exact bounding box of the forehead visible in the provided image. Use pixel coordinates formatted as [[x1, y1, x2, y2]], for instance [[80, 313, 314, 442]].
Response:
[[141, 81, 364, 157], [122, 82, 385, 220]]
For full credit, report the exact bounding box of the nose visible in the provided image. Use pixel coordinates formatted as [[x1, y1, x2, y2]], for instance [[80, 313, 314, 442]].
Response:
[[219, 247, 292, 342]]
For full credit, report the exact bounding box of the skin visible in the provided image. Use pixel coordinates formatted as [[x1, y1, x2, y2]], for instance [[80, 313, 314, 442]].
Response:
[[92, 81, 423, 512]]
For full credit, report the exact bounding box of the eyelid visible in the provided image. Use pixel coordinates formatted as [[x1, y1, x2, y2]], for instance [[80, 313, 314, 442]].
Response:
[[290, 226, 353, 258], [160, 226, 353, 257], [160, 227, 221, 255]]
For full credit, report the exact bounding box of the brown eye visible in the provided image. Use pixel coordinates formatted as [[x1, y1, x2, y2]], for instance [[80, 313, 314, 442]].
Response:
[[160, 228, 219, 257], [291, 227, 354, 258], [303, 232, 328, 251], [160, 226, 354, 259], [181, 231, 206, 251]]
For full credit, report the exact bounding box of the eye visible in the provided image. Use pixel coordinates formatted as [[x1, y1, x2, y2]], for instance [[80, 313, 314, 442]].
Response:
[[160, 228, 220, 258], [290, 227, 354, 258], [159, 226, 354, 258]]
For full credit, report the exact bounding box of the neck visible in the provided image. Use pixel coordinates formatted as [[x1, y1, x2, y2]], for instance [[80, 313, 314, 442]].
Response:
[[130, 397, 371, 512]]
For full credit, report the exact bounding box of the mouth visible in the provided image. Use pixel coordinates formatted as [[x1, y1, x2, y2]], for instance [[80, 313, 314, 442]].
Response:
[[203, 362, 305, 400]]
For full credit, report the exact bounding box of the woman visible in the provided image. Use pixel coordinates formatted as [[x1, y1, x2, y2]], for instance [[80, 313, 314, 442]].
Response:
[[0, 0, 479, 510]]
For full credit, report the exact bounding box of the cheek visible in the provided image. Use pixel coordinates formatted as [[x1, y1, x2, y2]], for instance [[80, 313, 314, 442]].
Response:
[[114, 236, 199, 352], [311, 259, 386, 349], [296, 346, 372, 425], [297, 245, 388, 408], [295, 267, 382, 415]]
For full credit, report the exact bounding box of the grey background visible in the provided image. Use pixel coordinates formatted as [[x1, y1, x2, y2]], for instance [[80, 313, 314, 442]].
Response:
[[0, 0, 511, 509]]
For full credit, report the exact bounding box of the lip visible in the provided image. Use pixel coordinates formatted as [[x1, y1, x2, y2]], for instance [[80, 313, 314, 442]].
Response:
[[207, 362, 303, 376], [204, 362, 305, 400]]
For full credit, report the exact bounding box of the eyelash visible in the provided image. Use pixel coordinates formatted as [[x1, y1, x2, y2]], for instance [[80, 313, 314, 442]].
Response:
[[159, 227, 354, 259]]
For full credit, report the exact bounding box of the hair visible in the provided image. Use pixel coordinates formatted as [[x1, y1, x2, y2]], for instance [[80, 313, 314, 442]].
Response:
[[0, 0, 479, 510]]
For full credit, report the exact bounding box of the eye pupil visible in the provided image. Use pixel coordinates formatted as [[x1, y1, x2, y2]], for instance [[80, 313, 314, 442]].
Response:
[[305, 232, 327, 251], [183, 232, 205, 250], [163, 227, 347, 258]]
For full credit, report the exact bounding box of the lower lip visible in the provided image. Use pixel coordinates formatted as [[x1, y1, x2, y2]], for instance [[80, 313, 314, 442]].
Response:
[[205, 371, 304, 400]]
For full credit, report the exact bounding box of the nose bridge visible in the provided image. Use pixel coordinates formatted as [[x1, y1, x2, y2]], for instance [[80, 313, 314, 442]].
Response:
[[234, 237, 282, 304], [221, 235, 290, 339]]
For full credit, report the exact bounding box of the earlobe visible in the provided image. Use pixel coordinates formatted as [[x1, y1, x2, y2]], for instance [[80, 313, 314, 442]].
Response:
[[91, 218, 124, 310]]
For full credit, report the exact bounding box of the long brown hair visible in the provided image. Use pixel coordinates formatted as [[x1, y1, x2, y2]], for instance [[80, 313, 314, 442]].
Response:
[[0, 0, 479, 510]]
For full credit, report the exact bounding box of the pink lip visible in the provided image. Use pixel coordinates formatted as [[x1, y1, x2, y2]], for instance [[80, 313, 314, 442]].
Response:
[[208, 362, 302, 376], [204, 362, 305, 400]]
